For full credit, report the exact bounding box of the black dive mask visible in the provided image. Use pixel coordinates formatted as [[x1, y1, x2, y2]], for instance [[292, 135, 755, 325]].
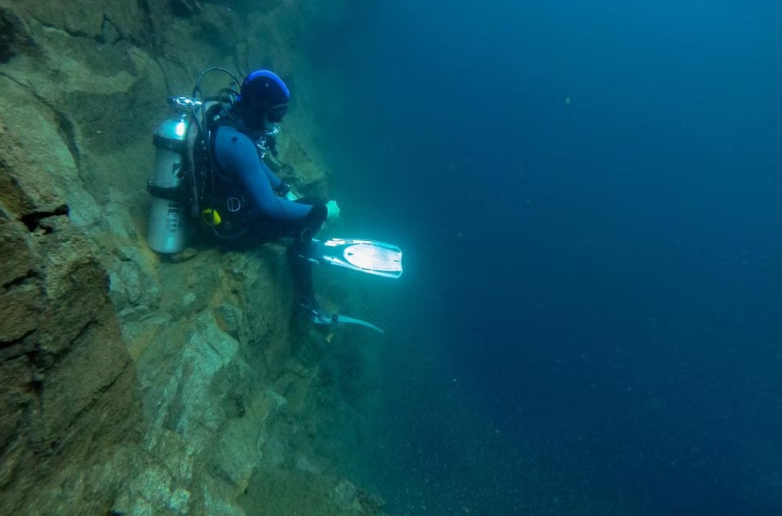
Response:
[[268, 103, 289, 123]]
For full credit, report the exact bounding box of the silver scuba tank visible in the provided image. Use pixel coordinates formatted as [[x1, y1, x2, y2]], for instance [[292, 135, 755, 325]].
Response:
[[146, 113, 190, 254]]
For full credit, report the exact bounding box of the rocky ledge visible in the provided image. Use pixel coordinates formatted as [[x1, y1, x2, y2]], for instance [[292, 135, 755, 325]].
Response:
[[0, 1, 387, 514]]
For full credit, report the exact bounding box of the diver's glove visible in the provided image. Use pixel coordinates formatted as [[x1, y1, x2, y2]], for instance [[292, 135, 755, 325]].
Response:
[[277, 183, 299, 201], [326, 200, 341, 221]]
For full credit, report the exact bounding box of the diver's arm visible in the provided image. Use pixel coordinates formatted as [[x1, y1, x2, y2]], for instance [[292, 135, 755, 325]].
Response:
[[257, 153, 285, 192], [214, 127, 312, 221]]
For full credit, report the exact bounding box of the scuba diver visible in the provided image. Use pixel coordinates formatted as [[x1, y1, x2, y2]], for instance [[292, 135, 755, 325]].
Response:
[[208, 69, 337, 320], [146, 68, 403, 332]]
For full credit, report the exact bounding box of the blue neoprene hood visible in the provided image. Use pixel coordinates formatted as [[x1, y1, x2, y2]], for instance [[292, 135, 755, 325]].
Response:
[[238, 69, 290, 107]]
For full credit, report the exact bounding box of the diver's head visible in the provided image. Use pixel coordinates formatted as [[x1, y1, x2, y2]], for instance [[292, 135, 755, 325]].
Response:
[[235, 69, 290, 132]]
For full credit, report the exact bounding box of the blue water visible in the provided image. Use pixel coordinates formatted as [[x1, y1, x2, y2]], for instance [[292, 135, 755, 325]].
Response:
[[306, 1, 782, 514]]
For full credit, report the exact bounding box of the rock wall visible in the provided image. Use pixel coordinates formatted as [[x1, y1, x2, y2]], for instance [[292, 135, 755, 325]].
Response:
[[0, 1, 386, 515]]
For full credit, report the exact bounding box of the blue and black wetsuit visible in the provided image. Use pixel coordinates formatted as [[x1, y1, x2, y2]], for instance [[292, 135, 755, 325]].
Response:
[[212, 124, 326, 231], [211, 123, 327, 305]]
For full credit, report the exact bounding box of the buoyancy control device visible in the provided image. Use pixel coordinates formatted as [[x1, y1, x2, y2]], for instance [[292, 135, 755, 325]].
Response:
[[146, 67, 246, 254]]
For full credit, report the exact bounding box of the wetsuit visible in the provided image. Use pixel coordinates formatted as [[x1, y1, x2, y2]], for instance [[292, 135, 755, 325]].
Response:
[[212, 124, 327, 306]]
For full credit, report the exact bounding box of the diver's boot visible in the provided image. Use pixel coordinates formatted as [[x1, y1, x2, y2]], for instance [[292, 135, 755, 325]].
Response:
[[298, 298, 384, 333], [297, 295, 337, 325]]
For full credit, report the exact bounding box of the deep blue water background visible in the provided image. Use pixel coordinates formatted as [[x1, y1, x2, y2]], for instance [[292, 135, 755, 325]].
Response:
[[305, 1, 782, 514]]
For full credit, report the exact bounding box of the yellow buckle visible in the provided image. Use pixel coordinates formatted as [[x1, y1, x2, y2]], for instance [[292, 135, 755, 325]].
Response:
[[201, 208, 222, 226]]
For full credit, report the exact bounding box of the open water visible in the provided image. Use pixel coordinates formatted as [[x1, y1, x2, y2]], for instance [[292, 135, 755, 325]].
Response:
[[306, 1, 782, 514]]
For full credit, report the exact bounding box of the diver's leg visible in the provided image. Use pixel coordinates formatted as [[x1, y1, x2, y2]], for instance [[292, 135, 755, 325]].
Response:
[[286, 243, 316, 307], [284, 205, 327, 311]]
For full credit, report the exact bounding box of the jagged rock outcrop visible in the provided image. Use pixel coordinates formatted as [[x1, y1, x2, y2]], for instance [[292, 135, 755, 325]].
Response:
[[0, 81, 143, 514], [0, 0, 386, 514]]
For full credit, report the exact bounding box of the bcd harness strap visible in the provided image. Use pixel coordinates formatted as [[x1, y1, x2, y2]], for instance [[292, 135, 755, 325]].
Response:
[[147, 182, 189, 203]]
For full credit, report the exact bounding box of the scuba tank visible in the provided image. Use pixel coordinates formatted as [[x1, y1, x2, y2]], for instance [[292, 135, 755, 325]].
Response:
[[145, 67, 254, 253], [146, 109, 191, 254]]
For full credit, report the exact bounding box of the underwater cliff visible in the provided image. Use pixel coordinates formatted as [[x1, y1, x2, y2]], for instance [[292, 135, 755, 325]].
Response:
[[0, 1, 387, 514]]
